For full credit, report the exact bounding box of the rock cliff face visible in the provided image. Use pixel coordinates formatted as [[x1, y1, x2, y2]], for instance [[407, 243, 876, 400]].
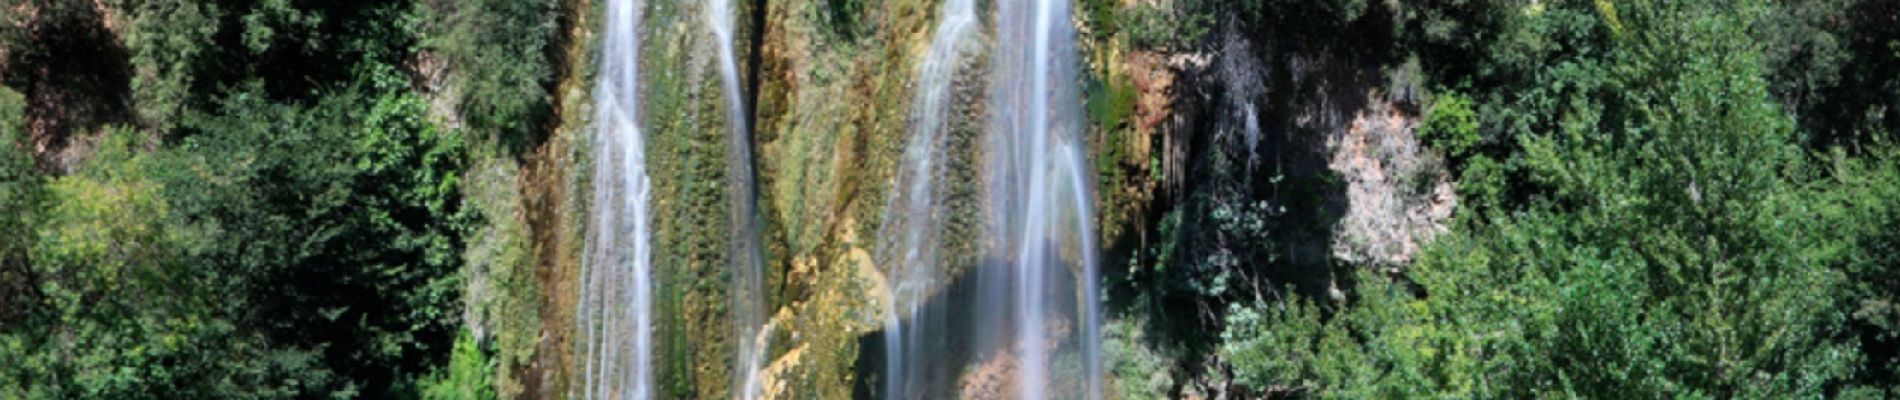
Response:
[[515, 0, 1455, 397], [1328, 97, 1455, 269]]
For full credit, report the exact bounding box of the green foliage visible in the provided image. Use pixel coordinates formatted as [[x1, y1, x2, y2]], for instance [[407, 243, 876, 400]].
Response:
[[1087, 73, 1137, 195], [1127, 0, 1212, 50], [1497, 4, 1863, 395], [1217, 1, 1900, 397], [36, 130, 178, 313], [1450, 153, 1507, 213], [817, 0, 867, 42], [113, 0, 419, 132], [424, 0, 559, 151], [460, 142, 539, 398], [1221, 298, 1322, 393], [1752, 0, 1900, 150], [0, 63, 471, 396], [35, 129, 186, 395], [1112, 184, 1285, 379], [1103, 318, 1175, 398], [1128, 199, 1278, 315], [1393, 0, 1513, 87], [1818, 149, 1900, 394], [0, 87, 37, 306], [161, 72, 470, 393], [415, 331, 497, 400], [1086, 75, 1138, 136], [0, 88, 40, 399], [115, 0, 228, 130], [0, 127, 344, 399], [1221, 275, 1481, 398], [1754, 0, 1851, 116], [1260, 0, 1369, 28], [1078, 0, 1124, 41], [1417, 92, 1480, 159], [2, 0, 484, 396]]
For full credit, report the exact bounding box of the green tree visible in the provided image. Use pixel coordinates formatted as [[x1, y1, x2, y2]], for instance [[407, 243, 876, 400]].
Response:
[[1818, 149, 1900, 395], [2, 1, 477, 396], [414, 331, 497, 400], [160, 71, 469, 394], [0, 87, 38, 324], [1752, 0, 1900, 151], [0, 127, 341, 399], [423, 0, 558, 152], [1226, 1, 1869, 397], [115, 0, 223, 131], [112, 0, 417, 132]]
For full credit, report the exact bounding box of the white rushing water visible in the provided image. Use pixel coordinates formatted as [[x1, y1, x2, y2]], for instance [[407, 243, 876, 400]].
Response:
[[706, 0, 769, 398], [987, 0, 1102, 397], [578, 0, 654, 397], [876, 0, 977, 396]]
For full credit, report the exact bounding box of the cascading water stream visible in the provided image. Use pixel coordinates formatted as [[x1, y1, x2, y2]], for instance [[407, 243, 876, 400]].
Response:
[[875, 0, 977, 397], [577, 0, 654, 398], [1218, 22, 1265, 167], [706, 0, 769, 398], [986, 0, 1101, 397]]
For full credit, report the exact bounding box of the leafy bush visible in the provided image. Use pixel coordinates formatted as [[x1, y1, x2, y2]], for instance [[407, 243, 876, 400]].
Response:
[[1086, 74, 1138, 136], [818, 0, 867, 42], [116, 0, 232, 130], [162, 71, 469, 393], [0, 87, 38, 320], [415, 331, 497, 400], [1103, 318, 1175, 398], [424, 0, 559, 151], [1127, 1, 1212, 50], [113, 0, 417, 132], [1223, 1, 1883, 397], [1417, 92, 1479, 159], [1221, 275, 1472, 398], [0, 127, 344, 399], [1753, 0, 1900, 150], [1, 1, 478, 397], [1820, 149, 1900, 394]]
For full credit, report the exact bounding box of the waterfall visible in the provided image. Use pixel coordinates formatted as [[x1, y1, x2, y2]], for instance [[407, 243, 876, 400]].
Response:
[[1218, 23, 1265, 166], [876, 0, 977, 397], [706, 0, 769, 398], [985, 0, 1102, 397], [577, 0, 654, 398]]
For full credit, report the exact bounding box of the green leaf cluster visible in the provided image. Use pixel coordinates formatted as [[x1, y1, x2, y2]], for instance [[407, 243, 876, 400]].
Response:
[[423, 0, 559, 153], [413, 331, 497, 400], [110, 0, 417, 133], [0, 67, 472, 397], [1220, 1, 1900, 397]]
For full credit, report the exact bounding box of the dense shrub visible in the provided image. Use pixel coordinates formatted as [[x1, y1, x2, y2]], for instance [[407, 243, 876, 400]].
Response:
[[0, 0, 482, 396], [164, 70, 469, 394], [1221, 1, 1892, 397], [0, 64, 469, 396], [0, 87, 37, 318], [111, 0, 417, 132], [415, 331, 498, 400], [423, 0, 559, 152], [0, 127, 343, 398]]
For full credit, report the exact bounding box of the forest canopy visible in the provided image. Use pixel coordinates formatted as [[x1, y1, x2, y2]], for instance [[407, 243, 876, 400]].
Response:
[[0, 0, 551, 397]]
